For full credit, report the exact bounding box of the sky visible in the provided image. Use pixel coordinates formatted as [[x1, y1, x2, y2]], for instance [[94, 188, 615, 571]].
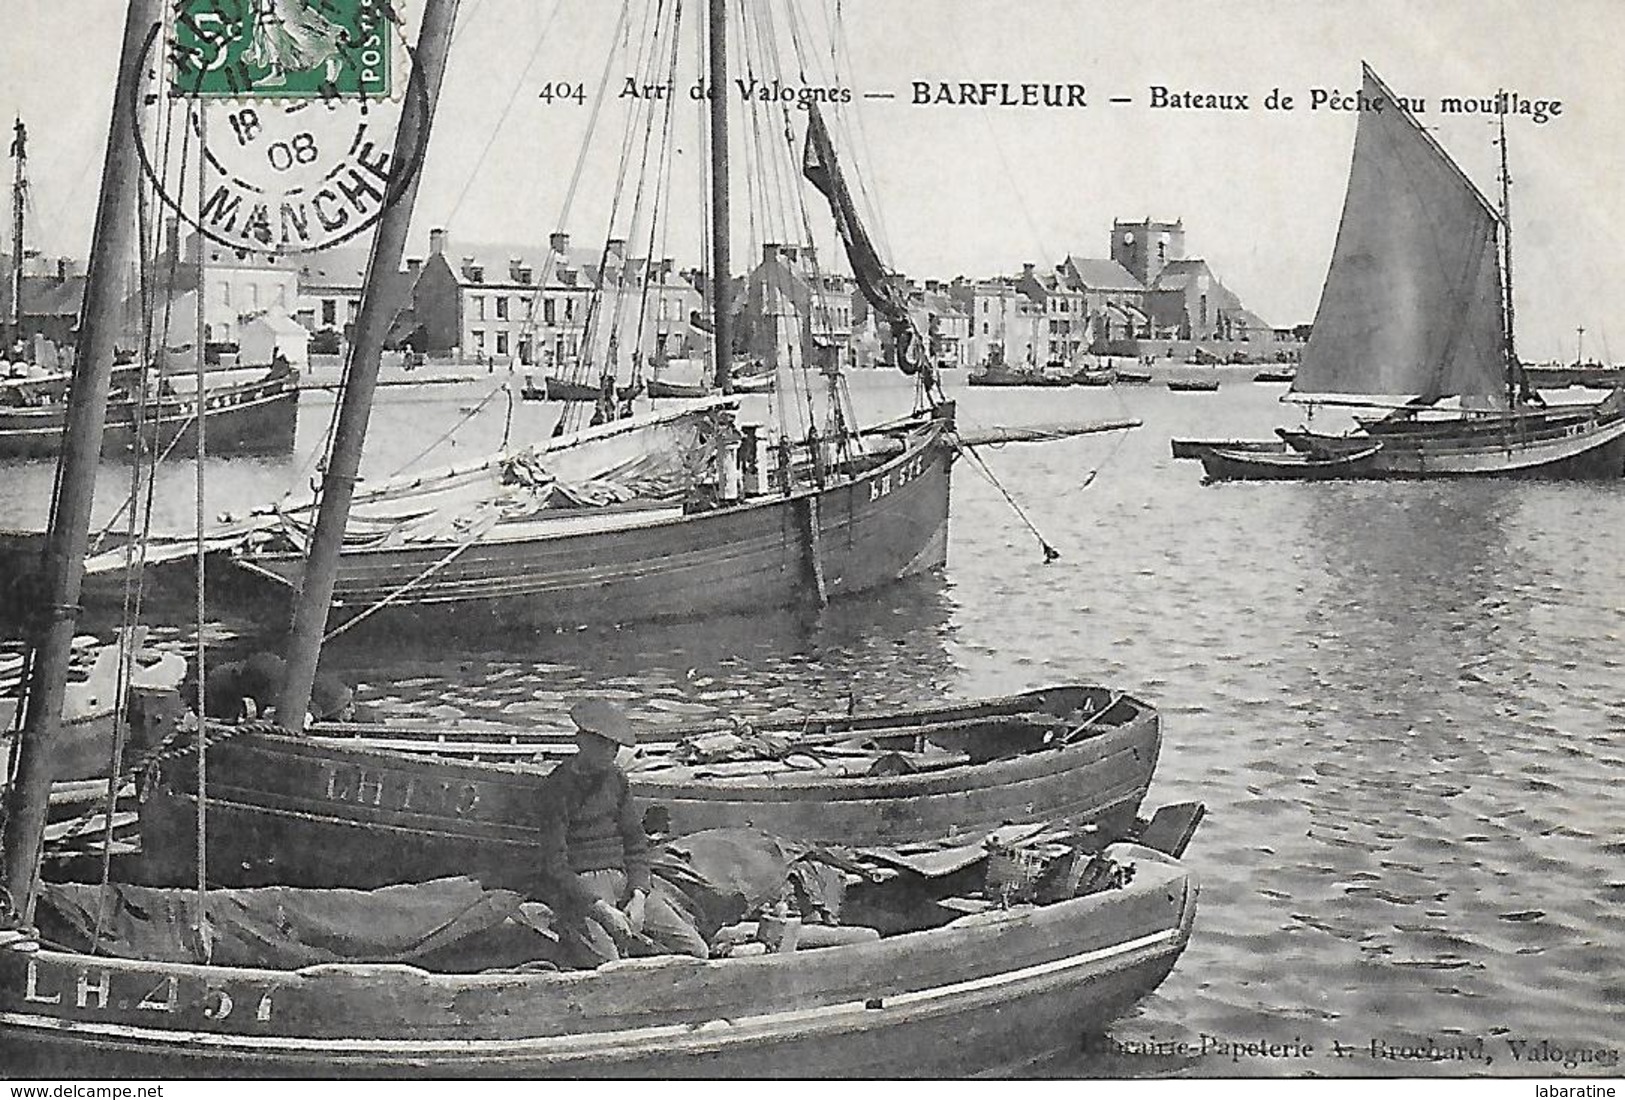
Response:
[[3, 0, 1623, 360]]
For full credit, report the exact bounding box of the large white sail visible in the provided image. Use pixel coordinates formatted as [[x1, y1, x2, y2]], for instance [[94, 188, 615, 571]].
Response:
[[1292, 65, 1507, 404]]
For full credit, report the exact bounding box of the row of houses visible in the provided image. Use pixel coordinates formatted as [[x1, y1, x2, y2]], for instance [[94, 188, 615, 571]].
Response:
[[3, 217, 1293, 371]]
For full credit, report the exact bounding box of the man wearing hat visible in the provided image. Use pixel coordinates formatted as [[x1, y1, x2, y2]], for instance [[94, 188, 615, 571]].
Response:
[[538, 698, 708, 966]]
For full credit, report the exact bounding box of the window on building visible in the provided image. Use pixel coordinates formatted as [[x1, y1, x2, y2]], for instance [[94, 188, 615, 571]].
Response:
[[496, 296, 509, 321], [565, 299, 576, 322], [247, 284, 259, 309], [543, 298, 556, 324], [277, 284, 288, 308], [347, 299, 359, 321], [495, 331, 509, 355], [473, 295, 486, 321], [471, 329, 485, 352], [1200, 294, 1208, 327], [1158, 241, 1167, 264], [983, 322, 989, 335], [221, 282, 232, 307], [321, 300, 337, 326]]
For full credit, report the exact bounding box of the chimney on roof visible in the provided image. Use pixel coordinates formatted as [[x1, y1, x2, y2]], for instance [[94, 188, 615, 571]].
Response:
[[549, 230, 569, 255], [406, 257, 422, 274], [763, 242, 781, 265], [781, 244, 798, 264], [429, 227, 447, 255], [509, 256, 524, 281], [606, 238, 626, 259], [1022, 262, 1035, 277]]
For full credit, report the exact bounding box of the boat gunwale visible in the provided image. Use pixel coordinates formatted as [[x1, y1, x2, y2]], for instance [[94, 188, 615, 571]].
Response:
[[202, 684, 1156, 799], [0, 848, 1193, 1038], [238, 413, 952, 567]]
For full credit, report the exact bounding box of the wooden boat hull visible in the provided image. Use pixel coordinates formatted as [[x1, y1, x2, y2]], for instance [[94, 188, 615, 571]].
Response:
[[229, 411, 956, 629], [968, 371, 1070, 387], [541, 375, 600, 402], [1170, 438, 1287, 460], [539, 376, 645, 403], [1200, 443, 1382, 481], [1279, 413, 1625, 478], [1165, 379, 1219, 393], [0, 367, 299, 459], [0, 843, 1196, 1078], [1072, 370, 1115, 386], [646, 378, 711, 399], [137, 686, 1159, 890]]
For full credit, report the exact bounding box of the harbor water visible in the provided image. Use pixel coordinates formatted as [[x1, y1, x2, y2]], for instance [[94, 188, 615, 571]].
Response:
[[2, 367, 1621, 1077]]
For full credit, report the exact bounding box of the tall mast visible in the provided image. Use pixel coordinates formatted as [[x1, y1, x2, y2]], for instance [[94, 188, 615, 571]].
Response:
[[0, 0, 161, 918], [276, 0, 460, 726], [8, 117, 24, 352], [707, 0, 732, 393], [1498, 102, 1519, 406]]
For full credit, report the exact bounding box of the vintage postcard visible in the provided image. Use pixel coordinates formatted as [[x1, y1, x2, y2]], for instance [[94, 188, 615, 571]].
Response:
[[0, 0, 1620, 1088]]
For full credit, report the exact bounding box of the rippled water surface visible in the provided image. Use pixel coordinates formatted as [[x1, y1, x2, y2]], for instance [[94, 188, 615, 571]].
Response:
[[4, 369, 1622, 1077]]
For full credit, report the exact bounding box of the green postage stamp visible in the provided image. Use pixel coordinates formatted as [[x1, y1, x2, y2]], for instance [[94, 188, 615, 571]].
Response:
[[170, 0, 395, 98]]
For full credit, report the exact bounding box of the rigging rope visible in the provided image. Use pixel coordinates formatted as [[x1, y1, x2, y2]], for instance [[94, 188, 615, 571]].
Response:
[[956, 440, 1059, 562]]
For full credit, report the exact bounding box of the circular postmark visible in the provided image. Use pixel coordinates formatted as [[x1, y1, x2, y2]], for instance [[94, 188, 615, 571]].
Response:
[[136, 1, 430, 255]]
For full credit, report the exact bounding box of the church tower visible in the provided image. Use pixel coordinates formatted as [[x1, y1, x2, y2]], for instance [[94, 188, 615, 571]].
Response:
[[1111, 218, 1185, 286]]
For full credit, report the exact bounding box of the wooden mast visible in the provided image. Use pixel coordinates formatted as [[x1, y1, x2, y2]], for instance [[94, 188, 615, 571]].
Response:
[[707, 0, 732, 393], [275, 0, 460, 726], [1498, 103, 1520, 407], [0, 0, 161, 918], [8, 117, 24, 353]]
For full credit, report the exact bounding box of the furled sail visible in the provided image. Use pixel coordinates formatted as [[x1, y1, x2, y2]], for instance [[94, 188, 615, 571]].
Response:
[[1292, 65, 1508, 405], [801, 103, 923, 375]]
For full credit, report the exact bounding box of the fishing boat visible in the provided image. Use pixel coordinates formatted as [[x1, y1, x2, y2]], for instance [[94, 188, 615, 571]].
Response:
[[219, 50, 1139, 630], [1166, 377, 1219, 393], [0, 360, 299, 459], [0, 362, 144, 405], [0, 3, 1199, 1078], [0, 120, 298, 461], [968, 365, 1071, 387], [1265, 64, 1625, 478], [1170, 438, 1286, 460], [645, 377, 710, 399], [1199, 442, 1382, 482], [138, 684, 1162, 890], [1251, 366, 1295, 383], [1114, 367, 1152, 385], [0, 824, 1198, 1077]]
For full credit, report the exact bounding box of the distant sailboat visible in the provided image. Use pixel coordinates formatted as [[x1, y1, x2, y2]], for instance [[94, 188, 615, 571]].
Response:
[[1205, 64, 1625, 482]]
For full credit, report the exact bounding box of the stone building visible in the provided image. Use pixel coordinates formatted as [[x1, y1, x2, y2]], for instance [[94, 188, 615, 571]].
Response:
[[412, 228, 702, 367]]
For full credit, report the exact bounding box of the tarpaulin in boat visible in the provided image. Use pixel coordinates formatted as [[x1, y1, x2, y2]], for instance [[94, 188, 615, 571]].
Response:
[[801, 103, 924, 376], [37, 877, 547, 970]]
